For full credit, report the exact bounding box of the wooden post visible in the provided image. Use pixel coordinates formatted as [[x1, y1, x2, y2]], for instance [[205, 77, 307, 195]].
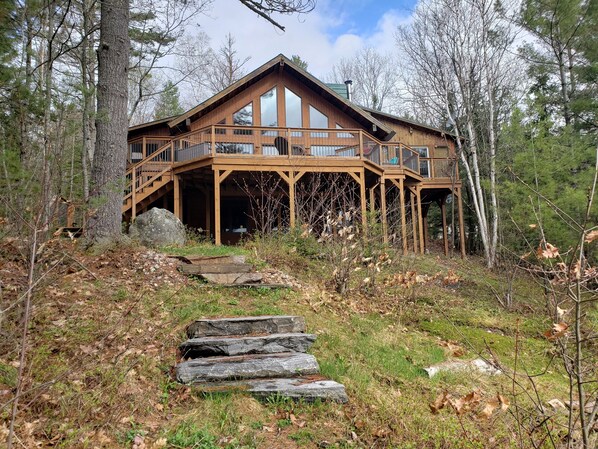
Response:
[[358, 131, 364, 159], [380, 180, 388, 243], [205, 189, 211, 236], [457, 187, 466, 259], [410, 190, 418, 252], [289, 171, 296, 228], [369, 186, 376, 214], [423, 215, 429, 252], [132, 168, 137, 220], [417, 187, 424, 254], [142, 136, 146, 159], [211, 125, 216, 156], [399, 178, 407, 255], [214, 170, 221, 245], [66, 203, 75, 228], [359, 171, 367, 229], [174, 174, 182, 221], [441, 197, 449, 256]]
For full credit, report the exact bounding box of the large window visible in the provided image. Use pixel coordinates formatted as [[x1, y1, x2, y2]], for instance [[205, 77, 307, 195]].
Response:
[[413, 146, 430, 177], [233, 103, 253, 136], [285, 88, 302, 128], [309, 105, 328, 137], [233, 103, 252, 126], [260, 88, 277, 127]]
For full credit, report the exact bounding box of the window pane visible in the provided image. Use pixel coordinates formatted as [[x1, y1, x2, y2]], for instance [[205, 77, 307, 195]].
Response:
[[285, 88, 302, 128], [260, 88, 277, 127], [233, 103, 252, 126], [309, 105, 328, 128], [413, 146, 429, 157]]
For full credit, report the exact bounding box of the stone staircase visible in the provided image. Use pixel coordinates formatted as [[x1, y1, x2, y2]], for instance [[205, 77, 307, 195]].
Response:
[[175, 316, 348, 402], [177, 255, 264, 285]]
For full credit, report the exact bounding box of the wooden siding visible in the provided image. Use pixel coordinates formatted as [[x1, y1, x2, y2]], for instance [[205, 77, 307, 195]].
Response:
[[187, 71, 364, 134], [375, 118, 456, 159]]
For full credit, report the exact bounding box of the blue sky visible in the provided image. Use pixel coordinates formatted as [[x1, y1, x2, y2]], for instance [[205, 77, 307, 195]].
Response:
[[195, 0, 416, 78]]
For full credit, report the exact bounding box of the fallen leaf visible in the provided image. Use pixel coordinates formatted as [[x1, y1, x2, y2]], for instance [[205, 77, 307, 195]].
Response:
[[479, 400, 498, 420], [544, 322, 569, 340], [537, 241, 559, 259], [430, 391, 449, 414], [585, 229, 598, 243]]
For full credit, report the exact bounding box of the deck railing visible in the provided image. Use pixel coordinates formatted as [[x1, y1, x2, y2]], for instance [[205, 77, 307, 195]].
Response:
[[125, 126, 452, 186]]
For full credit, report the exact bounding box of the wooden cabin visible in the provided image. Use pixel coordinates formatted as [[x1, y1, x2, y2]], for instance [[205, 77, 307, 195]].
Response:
[[125, 54, 465, 256]]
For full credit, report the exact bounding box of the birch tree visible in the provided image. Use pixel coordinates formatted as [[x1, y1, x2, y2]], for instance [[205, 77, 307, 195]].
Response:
[[397, 0, 520, 267]]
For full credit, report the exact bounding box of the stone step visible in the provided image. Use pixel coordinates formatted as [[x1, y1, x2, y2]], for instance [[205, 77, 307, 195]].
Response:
[[187, 315, 306, 338], [193, 377, 348, 403], [187, 272, 263, 285], [181, 255, 246, 265], [179, 263, 252, 275], [176, 353, 319, 384], [180, 333, 316, 358]]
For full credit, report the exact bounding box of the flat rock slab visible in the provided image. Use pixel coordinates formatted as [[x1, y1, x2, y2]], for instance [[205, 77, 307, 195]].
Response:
[[180, 333, 316, 357], [194, 377, 348, 403], [187, 316, 306, 338], [199, 272, 263, 285], [176, 353, 319, 384], [179, 263, 252, 275], [424, 358, 502, 377]]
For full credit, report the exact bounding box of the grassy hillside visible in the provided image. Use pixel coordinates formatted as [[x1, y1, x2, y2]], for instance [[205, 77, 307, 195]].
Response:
[[0, 236, 591, 448]]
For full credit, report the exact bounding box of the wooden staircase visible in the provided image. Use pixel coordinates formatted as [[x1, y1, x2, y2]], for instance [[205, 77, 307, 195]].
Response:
[[122, 141, 175, 218]]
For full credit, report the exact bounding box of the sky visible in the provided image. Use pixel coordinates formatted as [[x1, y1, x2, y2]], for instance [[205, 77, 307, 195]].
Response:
[[193, 0, 417, 78]]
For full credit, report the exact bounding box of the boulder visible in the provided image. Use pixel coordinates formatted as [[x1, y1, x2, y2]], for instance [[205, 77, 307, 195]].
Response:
[[129, 208, 186, 247]]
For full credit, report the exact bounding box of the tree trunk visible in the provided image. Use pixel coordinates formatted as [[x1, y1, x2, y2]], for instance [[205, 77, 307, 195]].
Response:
[[87, 0, 129, 243]]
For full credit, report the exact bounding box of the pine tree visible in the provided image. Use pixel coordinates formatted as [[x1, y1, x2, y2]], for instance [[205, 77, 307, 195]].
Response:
[[153, 81, 184, 119]]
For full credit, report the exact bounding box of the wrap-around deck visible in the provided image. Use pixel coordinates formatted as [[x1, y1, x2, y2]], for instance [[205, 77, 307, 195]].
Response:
[[123, 124, 464, 255]]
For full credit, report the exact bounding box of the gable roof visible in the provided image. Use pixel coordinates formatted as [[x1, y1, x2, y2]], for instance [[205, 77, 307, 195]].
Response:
[[162, 54, 394, 141]]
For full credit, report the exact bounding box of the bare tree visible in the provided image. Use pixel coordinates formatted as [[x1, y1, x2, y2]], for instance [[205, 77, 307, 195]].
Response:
[[127, 0, 213, 123], [329, 47, 402, 112], [396, 0, 520, 267], [205, 33, 251, 95]]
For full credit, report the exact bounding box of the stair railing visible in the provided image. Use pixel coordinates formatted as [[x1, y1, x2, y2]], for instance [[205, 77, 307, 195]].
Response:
[[124, 140, 174, 207]]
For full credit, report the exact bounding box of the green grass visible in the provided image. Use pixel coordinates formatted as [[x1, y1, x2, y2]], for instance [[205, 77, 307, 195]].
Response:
[[10, 237, 585, 449], [161, 242, 250, 257]]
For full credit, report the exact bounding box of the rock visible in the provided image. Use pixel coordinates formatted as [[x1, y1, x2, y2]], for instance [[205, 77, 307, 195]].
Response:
[[180, 333, 317, 357], [179, 263, 252, 275], [423, 358, 501, 377], [547, 399, 567, 412], [194, 377, 349, 403], [187, 316, 306, 338], [199, 272, 263, 285], [176, 353, 320, 384], [129, 208, 186, 247], [234, 273, 263, 284]]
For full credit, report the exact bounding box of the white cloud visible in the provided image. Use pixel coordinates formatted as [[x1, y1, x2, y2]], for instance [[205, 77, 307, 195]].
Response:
[[192, 0, 413, 78]]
